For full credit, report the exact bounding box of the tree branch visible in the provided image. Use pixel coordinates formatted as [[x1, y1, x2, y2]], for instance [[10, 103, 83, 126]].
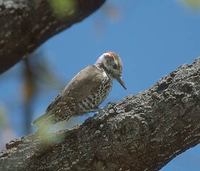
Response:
[[0, 0, 105, 74], [0, 58, 200, 171]]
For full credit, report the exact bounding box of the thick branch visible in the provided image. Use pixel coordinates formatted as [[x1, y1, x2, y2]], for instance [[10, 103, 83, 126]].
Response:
[[0, 0, 105, 74], [0, 58, 200, 171]]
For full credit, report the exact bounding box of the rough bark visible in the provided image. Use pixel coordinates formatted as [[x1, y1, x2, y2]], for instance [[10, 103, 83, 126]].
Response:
[[0, 0, 105, 74], [0, 58, 200, 171]]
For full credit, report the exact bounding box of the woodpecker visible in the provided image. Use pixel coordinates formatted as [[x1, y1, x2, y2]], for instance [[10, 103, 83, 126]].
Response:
[[33, 52, 126, 128]]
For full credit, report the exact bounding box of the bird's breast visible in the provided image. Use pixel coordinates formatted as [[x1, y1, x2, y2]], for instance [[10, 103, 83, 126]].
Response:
[[96, 77, 112, 102], [77, 77, 112, 113]]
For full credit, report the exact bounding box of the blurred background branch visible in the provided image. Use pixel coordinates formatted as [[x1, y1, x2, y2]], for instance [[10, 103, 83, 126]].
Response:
[[21, 53, 65, 134], [0, 0, 105, 74]]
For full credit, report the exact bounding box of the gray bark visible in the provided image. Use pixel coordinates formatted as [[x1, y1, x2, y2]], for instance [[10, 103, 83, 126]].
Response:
[[0, 0, 105, 74], [0, 58, 200, 171]]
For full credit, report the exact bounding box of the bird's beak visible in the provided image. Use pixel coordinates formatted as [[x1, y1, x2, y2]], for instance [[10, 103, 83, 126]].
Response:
[[116, 76, 127, 90]]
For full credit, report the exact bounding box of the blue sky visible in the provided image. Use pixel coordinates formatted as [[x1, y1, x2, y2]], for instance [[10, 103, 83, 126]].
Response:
[[0, 0, 200, 170]]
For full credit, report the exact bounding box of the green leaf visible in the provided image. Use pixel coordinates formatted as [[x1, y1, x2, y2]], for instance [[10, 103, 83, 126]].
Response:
[[181, 0, 200, 9], [49, 0, 76, 18]]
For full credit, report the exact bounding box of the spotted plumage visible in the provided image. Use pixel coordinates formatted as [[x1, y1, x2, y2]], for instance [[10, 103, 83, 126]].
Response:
[[33, 52, 126, 127]]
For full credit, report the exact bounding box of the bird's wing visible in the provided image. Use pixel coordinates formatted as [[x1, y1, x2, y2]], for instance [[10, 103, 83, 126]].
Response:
[[45, 65, 103, 111], [61, 65, 105, 101]]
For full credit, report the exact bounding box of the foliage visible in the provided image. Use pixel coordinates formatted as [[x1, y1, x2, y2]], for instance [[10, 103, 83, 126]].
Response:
[[49, 0, 77, 18], [180, 0, 200, 9]]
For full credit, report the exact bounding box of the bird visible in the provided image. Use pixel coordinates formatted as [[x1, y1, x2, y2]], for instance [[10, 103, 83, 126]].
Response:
[[33, 51, 126, 128]]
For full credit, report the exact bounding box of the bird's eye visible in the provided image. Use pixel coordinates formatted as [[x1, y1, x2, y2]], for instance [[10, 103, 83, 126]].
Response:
[[113, 63, 118, 69]]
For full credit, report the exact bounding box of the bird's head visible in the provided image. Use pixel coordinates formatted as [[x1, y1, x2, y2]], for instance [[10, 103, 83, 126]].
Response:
[[95, 52, 127, 90]]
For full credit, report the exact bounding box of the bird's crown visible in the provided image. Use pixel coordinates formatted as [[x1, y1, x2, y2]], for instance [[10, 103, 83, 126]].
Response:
[[95, 51, 126, 89], [95, 51, 122, 77]]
